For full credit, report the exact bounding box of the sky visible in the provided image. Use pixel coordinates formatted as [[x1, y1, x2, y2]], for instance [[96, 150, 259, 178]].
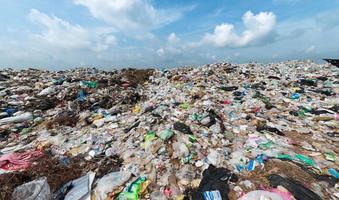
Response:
[[0, 0, 339, 70]]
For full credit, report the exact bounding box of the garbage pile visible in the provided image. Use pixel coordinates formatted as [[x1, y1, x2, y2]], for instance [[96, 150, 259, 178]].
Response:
[[0, 60, 338, 200]]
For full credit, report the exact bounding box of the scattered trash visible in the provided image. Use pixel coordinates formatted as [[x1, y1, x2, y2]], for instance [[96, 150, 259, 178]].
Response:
[[0, 150, 43, 171], [0, 61, 338, 199], [12, 177, 50, 200], [0, 112, 33, 125], [159, 129, 174, 141], [118, 176, 148, 200], [173, 122, 193, 135], [184, 165, 237, 200], [239, 190, 284, 200], [268, 174, 322, 200], [93, 171, 131, 200], [328, 168, 339, 178], [59, 172, 96, 200]]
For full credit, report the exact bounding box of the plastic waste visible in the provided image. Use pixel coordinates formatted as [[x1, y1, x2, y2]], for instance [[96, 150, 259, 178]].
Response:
[[0, 112, 33, 125], [53, 172, 96, 200], [94, 171, 132, 200], [246, 160, 256, 171], [150, 191, 167, 200], [0, 150, 43, 171], [0, 61, 338, 199], [173, 122, 193, 135], [277, 154, 293, 160], [268, 174, 322, 200], [328, 168, 339, 178], [179, 102, 190, 110], [12, 177, 50, 200], [159, 129, 174, 141], [38, 86, 55, 96], [323, 152, 336, 162], [299, 78, 317, 86], [184, 165, 237, 200], [168, 174, 182, 198], [4, 108, 16, 116], [203, 190, 222, 200], [295, 154, 315, 166], [80, 81, 97, 88], [290, 93, 301, 100], [118, 176, 147, 200], [79, 90, 86, 102], [268, 187, 294, 200], [239, 190, 284, 200], [207, 150, 221, 166]]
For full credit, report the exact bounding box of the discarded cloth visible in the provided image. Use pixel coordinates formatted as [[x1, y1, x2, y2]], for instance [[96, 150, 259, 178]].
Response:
[[0, 150, 43, 171]]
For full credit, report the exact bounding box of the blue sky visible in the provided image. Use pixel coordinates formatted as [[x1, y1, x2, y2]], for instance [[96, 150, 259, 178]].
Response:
[[0, 0, 339, 69]]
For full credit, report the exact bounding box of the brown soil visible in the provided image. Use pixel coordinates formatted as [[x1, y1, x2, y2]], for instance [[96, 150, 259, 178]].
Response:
[[121, 68, 154, 87], [0, 154, 122, 200]]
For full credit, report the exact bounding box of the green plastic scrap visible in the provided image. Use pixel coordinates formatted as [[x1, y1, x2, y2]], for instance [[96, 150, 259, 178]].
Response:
[[144, 131, 156, 142], [297, 109, 306, 118], [295, 154, 315, 166], [20, 127, 32, 135], [81, 81, 97, 88], [118, 176, 147, 200], [323, 81, 333, 88], [277, 154, 293, 160], [159, 129, 174, 141], [189, 113, 203, 121], [188, 135, 197, 143], [179, 102, 190, 110], [243, 84, 251, 89], [324, 152, 336, 162], [253, 92, 273, 109], [299, 106, 312, 113], [259, 140, 274, 150], [183, 154, 194, 164]]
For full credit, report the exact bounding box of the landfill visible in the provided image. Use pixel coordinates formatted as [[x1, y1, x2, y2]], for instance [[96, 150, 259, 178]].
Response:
[[0, 60, 338, 200]]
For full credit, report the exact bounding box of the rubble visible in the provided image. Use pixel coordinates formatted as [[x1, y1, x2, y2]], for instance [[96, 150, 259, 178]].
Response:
[[0, 61, 338, 200]]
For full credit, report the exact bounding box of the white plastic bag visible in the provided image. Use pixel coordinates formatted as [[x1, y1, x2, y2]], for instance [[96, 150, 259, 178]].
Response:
[[93, 171, 131, 200]]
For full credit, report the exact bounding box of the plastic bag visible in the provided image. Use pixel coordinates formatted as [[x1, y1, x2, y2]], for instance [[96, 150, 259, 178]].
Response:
[[239, 190, 283, 200], [93, 171, 132, 200], [12, 177, 50, 200]]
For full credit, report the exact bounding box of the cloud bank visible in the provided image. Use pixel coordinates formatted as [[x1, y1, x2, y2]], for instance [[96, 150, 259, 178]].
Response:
[[202, 11, 276, 48]]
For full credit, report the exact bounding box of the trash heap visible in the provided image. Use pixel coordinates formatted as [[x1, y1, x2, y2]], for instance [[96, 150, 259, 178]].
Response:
[[0, 60, 338, 200]]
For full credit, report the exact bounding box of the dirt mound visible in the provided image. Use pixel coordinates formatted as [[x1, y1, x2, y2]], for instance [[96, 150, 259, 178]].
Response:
[[0, 154, 122, 199]]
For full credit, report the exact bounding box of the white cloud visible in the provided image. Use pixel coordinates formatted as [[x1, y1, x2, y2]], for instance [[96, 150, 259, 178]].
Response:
[[305, 45, 315, 53], [92, 35, 117, 52], [168, 33, 180, 44], [73, 0, 192, 34], [202, 11, 276, 48], [157, 33, 183, 57], [156, 48, 165, 56], [28, 9, 115, 52], [29, 9, 91, 49]]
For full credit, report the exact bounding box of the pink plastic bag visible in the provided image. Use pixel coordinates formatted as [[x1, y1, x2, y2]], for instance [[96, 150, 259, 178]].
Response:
[[0, 150, 43, 171]]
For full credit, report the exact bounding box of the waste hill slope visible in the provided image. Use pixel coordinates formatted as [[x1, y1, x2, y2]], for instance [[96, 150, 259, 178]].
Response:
[[0, 61, 338, 200]]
